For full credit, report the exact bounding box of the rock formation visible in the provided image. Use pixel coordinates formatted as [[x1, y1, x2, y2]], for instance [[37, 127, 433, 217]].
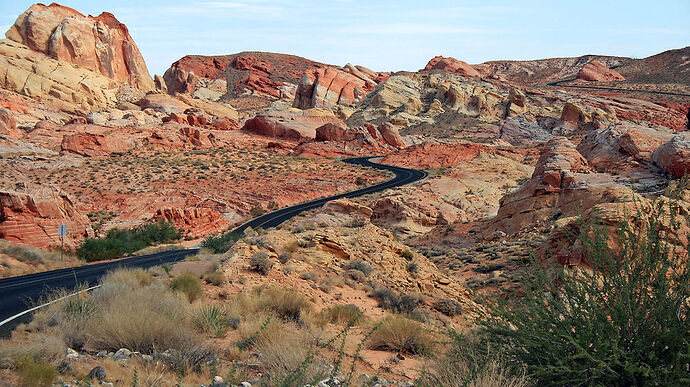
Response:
[[653, 132, 690, 178], [576, 60, 625, 82], [424, 56, 481, 77], [293, 67, 375, 109], [0, 185, 92, 249], [6, 3, 154, 91], [243, 111, 345, 140]]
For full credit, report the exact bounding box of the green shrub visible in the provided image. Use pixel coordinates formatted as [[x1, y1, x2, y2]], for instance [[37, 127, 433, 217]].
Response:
[[370, 287, 424, 314], [170, 273, 203, 302], [77, 221, 182, 262], [400, 248, 414, 260], [249, 252, 274, 275], [201, 232, 240, 254], [482, 202, 690, 385], [250, 206, 265, 217]]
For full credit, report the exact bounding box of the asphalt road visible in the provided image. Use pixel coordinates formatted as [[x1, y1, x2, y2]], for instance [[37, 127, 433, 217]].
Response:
[[547, 79, 690, 98], [0, 156, 426, 337]]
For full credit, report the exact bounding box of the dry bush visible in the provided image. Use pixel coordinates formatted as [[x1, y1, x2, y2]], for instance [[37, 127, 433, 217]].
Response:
[[204, 270, 225, 286], [319, 304, 363, 326], [249, 251, 274, 275], [368, 315, 436, 355], [318, 275, 344, 294], [346, 259, 373, 276], [226, 286, 313, 325], [433, 298, 462, 317], [0, 334, 64, 370], [85, 285, 197, 354], [253, 327, 329, 383], [102, 267, 153, 288], [169, 272, 203, 302], [299, 271, 318, 281], [15, 356, 56, 387]]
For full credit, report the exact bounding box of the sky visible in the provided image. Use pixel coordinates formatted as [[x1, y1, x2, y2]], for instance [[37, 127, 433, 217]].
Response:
[[0, 0, 688, 76]]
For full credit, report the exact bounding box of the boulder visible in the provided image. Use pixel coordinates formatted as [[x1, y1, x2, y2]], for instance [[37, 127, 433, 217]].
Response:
[[0, 108, 21, 138], [139, 93, 191, 114], [243, 111, 345, 140], [576, 60, 625, 82], [6, 3, 154, 90], [561, 102, 586, 123], [653, 132, 690, 178], [424, 56, 481, 77], [377, 122, 406, 148]]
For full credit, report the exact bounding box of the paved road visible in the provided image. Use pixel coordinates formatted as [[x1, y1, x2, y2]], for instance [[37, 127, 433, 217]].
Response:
[[547, 79, 690, 98], [0, 156, 426, 337]]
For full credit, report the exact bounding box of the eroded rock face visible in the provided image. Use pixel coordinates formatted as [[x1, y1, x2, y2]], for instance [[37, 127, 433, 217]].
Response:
[[576, 60, 625, 82], [424, 56, 481, 77], [155, 207, 229, 238], [0, 108, 21, 139], [6, 3, 154, 91], [577, 124, 673, 168], [293, 67, 375, 109], [0, 186, 92, 249]]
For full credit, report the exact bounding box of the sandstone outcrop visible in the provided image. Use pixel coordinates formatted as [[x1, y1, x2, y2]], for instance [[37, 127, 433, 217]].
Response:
[[293, 67, 375, 109], [489, 137, 633, 234], [576, 60, 625, 82], [0, 39, 127, 114], [6, 3, 154, 90], [155, 207, 229, 238], [0, 108, 21, 138], [577, 124, 673, 169], [243, 111, 345, 140], [60, 132, 133, 157], [0, 185, 92, 249], [424, 56, 480, 77]]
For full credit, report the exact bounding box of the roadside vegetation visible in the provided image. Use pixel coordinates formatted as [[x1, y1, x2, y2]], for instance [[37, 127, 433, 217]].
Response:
[[76, 221, 182, 262]]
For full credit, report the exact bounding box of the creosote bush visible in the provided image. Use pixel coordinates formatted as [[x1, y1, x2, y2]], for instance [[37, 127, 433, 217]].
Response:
[[482, 198, 690, 385], [346, 259, 373, 276]]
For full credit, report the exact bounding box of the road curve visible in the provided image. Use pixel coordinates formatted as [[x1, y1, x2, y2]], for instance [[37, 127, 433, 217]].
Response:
[[547, 79, 690, 98], [0, 156, 426, 337]]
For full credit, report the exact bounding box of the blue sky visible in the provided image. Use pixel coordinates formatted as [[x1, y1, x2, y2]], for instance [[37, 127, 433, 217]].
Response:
[[1, 0, 688, 76]]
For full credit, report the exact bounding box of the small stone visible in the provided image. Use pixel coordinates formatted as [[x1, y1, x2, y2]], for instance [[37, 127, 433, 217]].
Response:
[[141, 354, 153, 362], [87, 366, 106, 381], [239, 382, 252, 387], [213, 376, 224, 383], [100, 383, 114, 387], [96, 351, 108, 357]]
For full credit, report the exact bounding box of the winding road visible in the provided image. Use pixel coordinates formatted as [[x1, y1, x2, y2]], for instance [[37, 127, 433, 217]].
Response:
[[547, 79, 690, 98], [0, 156, 426, 337]]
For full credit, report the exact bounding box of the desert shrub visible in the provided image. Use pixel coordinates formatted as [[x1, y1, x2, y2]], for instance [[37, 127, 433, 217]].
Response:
[[77, 221, 182, 262], [300, 271, 318, 281], [249, 205, 265, 217], [170, 273, 203, 302], [432, 298, 462, 317], [398, 292, 425, 314], [368, 315, 435, 355], [249, 251, 274, 275], [370, 287, 400, 310], [15, 356, 57, 387], [318, 275, 344, 293], [346, 259, 373, 276], [345, 269, 366, 282], [193, 305, 228, 337], [277, 252, 292, 264], [320, 304, 363, 325], [254, 328, 329, 383], [201, 232, 240, 254], [417, 332, 529, 387], [204, 270, 225, 286], [0, 335, 64, 371], [400, 248, 414, 260], [256, 286, 312, 322], [482, 202, 690, 385], [103, 267, 153, 288], [406, 262, 419, 274]]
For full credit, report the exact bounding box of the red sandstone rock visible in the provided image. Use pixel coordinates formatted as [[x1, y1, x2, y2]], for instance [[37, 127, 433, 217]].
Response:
[[6, 3, 154, 90], [293, 67, 373, 109], [60, 132, 132, 157], [561, 102, 586, 123], [424, 56, 481, 77], [211, 117, 240, 131], [0, 186, 92, 249], [576, 60, 625, 82], [0, 108, 21, 139], [377, 122, 406, 148], [381, 142, 486, 169], [155, 207, 228, 238]]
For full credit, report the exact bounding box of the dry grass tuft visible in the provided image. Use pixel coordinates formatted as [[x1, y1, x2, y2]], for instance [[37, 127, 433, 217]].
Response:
[[368, 315, 436, 355]]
